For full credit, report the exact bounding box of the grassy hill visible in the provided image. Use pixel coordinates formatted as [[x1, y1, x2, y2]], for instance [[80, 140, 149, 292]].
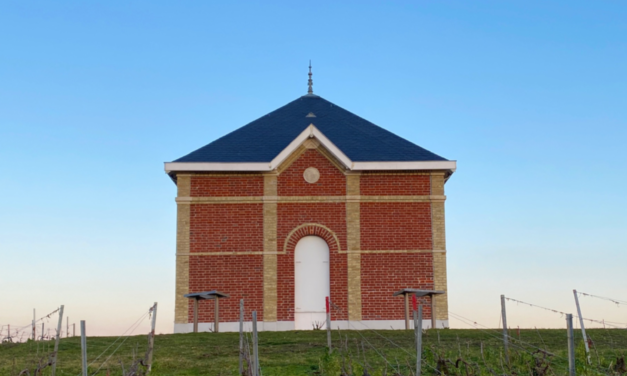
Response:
[[1, 328, 626, 375]]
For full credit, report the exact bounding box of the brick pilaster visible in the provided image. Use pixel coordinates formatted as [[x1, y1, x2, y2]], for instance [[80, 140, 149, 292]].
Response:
[[263, 174, 278, 321], [431, 172, 448, 322], [346, 173, 362, 320], [175, 174, 191, 324]]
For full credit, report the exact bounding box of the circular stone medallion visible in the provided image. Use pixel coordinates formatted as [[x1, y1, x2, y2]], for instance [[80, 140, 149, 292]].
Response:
[[303, 167, 320, 184]]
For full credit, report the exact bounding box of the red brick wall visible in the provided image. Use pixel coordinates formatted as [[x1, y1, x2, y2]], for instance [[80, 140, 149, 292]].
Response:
[[360, 174, 430, 196], [184, 162, 439, 324], [360, 202, 433, 250], [188, 254, 264, 322], [190, 204, 263, 253], [276, 203, 348, 321], [361, 253, 434, 320], [190, 175, 264, 197], [278, 149, 346, 196]]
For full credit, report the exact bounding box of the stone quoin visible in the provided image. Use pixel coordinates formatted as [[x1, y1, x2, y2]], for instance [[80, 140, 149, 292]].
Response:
[[165, 72, 456, 332]]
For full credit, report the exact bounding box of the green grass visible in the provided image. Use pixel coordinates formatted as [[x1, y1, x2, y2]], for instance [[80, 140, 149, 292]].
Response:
[[1, 329, 626, 375]]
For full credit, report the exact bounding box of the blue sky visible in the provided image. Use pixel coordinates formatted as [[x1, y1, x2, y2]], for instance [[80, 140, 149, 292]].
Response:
[[1, 1, 626, 335]]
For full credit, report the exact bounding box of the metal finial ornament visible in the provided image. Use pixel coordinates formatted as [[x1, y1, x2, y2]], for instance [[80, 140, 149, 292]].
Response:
[[307, 61, 313, 94]]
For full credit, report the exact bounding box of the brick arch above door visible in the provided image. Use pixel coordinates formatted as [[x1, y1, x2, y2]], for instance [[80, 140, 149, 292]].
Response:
[[283, 223, 341, 255]]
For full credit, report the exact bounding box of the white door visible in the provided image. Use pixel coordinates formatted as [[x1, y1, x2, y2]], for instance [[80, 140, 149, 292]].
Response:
[[294, 236, 330, 330]]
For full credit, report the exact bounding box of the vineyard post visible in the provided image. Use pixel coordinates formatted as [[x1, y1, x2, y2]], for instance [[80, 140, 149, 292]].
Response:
[[326, 296, 332, 354], [41, 323, 44, 341], [147, 302, 158, 373], [566, 313, 576, 376], [51, 305, 64, 376], [404, 293, 410, 330], [239, 299, 244, 375], [500, 295, 510, 366], [573, 289, 591, 364], [32, 309, 36, 341], [430, 295, 436, 329], [252, 311, 259, 376], [73, 323, 75, 337], [414, 303, 423, 376], [66, 317, 69, 338], [80, 320, 87, 376], [193, 299, 199, 333], [214, 297, 220, 333]]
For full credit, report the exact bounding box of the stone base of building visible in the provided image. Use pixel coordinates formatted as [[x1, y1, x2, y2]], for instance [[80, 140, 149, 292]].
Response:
[[173, 319, 449, 333]]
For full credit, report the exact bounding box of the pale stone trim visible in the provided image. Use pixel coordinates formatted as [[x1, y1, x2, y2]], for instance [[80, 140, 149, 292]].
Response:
[[270, 127, 316, 169], [179, 171, 442, 177], [360, 171, 433, 175], [263, 175, 278, 322], [276, 196, 348, 202], [346, 174, 362, 321], [176, 197, 264, 203], [268, 125, 353, 171], [166, 160, 456, 173], [165, 162, 271, 172], [178, 252, 267, 256], [175, 195, 446, 204], [301, 125, 352, 169], [359, 195, 445, 202], [316, 144, 349, 173], [344, 249, 446, 254], [303, 139, 320, 149], [275, 145, 307, 174], [275, 140, 346, 175], [177, 173, 265, 177], [175, 175, 191, 324], [176, 249, 445, 256], [431, 173, 448, 321], [352, 161, 457, 171]]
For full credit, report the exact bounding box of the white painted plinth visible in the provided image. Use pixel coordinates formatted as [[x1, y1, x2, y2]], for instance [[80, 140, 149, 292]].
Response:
[[174, 319, 449, 333]]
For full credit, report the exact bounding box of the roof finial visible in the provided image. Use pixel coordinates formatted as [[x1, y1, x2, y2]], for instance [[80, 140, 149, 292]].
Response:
[[307, 60, 313, 94]]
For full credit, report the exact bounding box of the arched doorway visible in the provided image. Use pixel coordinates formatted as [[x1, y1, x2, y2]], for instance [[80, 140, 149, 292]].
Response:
[[294, 236, 330, 330]]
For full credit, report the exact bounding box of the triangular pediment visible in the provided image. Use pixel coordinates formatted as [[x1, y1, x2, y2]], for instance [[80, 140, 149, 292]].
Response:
[[269, 124, 351, 171]]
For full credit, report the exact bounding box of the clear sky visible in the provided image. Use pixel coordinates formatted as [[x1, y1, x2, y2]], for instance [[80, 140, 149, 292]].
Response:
[[1, 1, 626, 336]]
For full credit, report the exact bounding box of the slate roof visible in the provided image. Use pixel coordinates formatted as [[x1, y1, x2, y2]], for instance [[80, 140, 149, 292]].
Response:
[[174, 94, 448, 163]]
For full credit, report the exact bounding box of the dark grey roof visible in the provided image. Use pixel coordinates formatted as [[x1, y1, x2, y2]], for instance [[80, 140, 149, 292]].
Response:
[[174, 95, 447, 163]]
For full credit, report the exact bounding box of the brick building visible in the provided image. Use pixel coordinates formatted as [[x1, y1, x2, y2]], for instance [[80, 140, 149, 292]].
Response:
[[165, 82, 456, 332]]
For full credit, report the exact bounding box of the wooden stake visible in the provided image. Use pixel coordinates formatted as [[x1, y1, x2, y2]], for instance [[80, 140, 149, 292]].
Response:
[[431, 294, 437, 329], [500, 295, 510, 366], [252, 311, 259, 376], [147, 302, 158, 373], [239, 299, 244, 376], [404, 293, 410, 330], [415, 305, 423, 376], [214, 298, 220, 333], [566, 313, 575, 376], [573, 289, 591, 364], [193, 299, 199, 333], [80, 321, 87, 376], [51, 305, 64, 376], [326, 296, 332, 354]]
